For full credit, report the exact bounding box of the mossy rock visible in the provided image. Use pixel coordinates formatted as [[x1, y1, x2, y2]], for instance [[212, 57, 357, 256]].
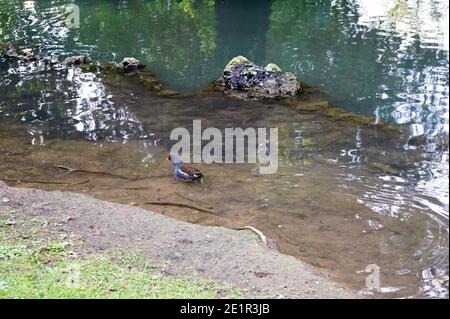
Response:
[[224, 55, 252, 72], [219, 55, 301, 99], [264, 63, 282, 72]]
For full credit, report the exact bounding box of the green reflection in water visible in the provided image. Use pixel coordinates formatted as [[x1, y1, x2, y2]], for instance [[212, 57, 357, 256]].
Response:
[[0, 0, 448, 132], [77, 0, 217, 90]]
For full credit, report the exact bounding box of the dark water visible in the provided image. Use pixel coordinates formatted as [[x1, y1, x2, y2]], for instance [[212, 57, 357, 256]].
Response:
[[0, 0, 448, 298]]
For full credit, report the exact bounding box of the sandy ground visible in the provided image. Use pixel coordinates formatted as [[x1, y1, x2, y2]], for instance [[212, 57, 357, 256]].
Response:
[[0, 180, 357, 298]]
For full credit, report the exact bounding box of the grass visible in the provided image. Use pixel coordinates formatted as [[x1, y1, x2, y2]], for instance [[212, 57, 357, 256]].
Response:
[[0, 210, 240, 299]]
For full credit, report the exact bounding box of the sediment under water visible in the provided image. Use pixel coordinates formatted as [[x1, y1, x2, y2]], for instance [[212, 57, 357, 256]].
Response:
[[0, 65, 448, 298]]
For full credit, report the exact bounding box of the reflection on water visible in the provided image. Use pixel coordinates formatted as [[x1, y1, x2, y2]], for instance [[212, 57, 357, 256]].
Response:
[[357, 0, 448, 51], [1, 0, 448, 132], [0, 0, 449, 298], [0, 62, 153, 143], [267, 0, 449, 136]]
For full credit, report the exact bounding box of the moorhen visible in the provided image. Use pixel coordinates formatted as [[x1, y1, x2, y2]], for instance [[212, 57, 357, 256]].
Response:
[[167, 154, 204, 183]]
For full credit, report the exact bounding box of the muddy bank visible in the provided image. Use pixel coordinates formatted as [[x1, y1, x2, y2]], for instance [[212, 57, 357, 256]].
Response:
[[0, 181, 356, 298]]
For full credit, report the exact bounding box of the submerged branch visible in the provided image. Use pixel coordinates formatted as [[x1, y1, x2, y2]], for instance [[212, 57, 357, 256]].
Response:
[[175, 192, 213, 208], [69, 179, 90, 186], [129, 175, 170, 181], [2, 178, 68, 185], [144, 201, 222, 216], [5, 167, 39, 177], [55, 165, 132, 180], [120, 187, 151, 190]]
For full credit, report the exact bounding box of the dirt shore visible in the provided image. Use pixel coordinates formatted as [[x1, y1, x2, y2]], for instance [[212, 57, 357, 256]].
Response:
[[0, 180, 357, 298]]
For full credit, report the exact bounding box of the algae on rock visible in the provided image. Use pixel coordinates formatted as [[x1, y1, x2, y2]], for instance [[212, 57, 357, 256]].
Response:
[[218, 55, 302, 99]]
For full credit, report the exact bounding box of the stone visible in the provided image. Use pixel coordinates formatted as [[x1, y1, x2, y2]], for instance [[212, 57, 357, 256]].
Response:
[[264, 63, 282, 72], [218, 56, 301, 99], [20, 48, 38, 62], [1, 43, 19, 58], [0, 44, 39, 62], [63, 55, 88, 66], [224, 55, 251, 72], [115, 57, 145, 73]]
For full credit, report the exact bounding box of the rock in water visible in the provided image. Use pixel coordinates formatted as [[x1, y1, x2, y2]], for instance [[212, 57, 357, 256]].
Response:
[[20, 49, 38, 62], [2, 43, 19, 58], [0, 43, 39, 62], [218, 56, 301, 99], [115, 57, 145, 73], [63, 55, 88, 66]]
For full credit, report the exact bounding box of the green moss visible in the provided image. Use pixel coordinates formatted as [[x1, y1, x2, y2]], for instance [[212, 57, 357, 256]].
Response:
[[265, 63, 282, 72], [224, 56, 251, 71]]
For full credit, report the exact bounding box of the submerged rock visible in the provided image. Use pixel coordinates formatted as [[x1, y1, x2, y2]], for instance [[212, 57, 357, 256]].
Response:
[[19, 48, 39, 62], [63, 55, 88, 66], [115, 57, 145, 73], [1, 43, 19, 58], [406, 134, 449, 152], [0, 43, 39, 62], [218, 56, 301, 99]]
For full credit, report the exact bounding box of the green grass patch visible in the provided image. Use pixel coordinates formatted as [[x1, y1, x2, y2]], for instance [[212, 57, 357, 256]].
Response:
[[0, 213, 240, 299]]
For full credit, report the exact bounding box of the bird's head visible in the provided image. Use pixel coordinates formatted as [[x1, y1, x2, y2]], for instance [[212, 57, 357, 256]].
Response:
[[166, 154, 182, 166]]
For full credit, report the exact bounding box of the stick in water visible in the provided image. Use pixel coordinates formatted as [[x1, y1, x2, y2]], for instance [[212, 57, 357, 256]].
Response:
[[56, 165, 131, 180], [144, 201, 222, 216]]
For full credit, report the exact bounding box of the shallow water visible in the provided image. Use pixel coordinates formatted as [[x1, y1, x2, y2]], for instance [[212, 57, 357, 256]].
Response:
[[0, 0, 449, 298]]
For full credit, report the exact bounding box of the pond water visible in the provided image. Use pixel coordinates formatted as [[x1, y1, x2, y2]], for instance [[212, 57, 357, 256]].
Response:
[[0, 0, 448, 298]]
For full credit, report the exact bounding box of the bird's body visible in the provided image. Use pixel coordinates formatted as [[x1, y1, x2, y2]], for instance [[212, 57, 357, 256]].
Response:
[[167, 154, 204, 183]]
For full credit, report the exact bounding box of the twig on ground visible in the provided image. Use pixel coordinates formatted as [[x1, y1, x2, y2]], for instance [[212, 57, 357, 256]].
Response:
[[235, 226, 269, 247]]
